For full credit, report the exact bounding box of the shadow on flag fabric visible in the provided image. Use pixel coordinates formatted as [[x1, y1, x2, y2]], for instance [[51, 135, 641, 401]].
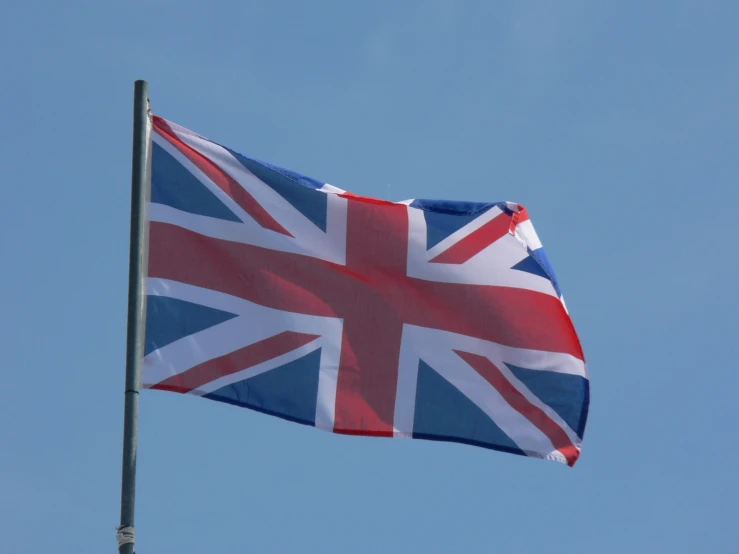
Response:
[[143, 116, 589, 466]]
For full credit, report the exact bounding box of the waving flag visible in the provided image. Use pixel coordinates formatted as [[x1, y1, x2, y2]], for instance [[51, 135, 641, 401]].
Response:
[[144, 116, 589, 466]]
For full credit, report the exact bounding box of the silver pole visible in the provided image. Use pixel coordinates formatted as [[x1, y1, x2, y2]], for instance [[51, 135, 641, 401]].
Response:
[[118, 79, 151, 554]]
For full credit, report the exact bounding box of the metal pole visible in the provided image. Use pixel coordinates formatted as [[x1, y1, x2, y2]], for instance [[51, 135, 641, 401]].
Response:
[[118, 79, 151, 554]]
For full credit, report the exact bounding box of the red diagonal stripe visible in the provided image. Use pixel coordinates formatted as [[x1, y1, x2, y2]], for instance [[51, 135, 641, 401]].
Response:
[[430, 211, 513, 264], [453, 350, 580, 466], [152, 331, 319, 394], [510, 206, 530, 234], [152, 116, 292, 237]]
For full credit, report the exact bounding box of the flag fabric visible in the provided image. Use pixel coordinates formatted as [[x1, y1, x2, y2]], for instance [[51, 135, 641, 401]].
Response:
[[144, 116, 589, 466]]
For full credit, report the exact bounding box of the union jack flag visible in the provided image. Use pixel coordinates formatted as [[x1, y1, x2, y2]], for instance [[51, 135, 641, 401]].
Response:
[[143, 116, 589, 466]]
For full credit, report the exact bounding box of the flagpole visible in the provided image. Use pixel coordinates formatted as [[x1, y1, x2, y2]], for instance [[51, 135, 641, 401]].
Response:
[[118, 79, 151, 554]]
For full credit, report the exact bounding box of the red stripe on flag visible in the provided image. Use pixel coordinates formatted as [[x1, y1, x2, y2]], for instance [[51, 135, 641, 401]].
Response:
[[453, 350, 580, 466], [148, 222, 343, 318], [510, 206, 530, 235], [152, 116, 292, 237], [338, 191, 396, 206], [151, 331, 319, 394], [148, 222, 584, 360], [406, 279, 584, 361], [332, 198, 410, 436], [430, 211, 513, 264]]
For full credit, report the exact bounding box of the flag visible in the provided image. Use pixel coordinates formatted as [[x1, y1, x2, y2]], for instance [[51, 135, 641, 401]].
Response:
[[143, 116, 589, 466]]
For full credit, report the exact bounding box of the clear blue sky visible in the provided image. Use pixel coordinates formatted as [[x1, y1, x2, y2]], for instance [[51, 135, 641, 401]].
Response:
[[2, 1, 738, 552]]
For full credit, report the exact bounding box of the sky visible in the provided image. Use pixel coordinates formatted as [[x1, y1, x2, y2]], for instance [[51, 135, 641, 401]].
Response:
[[2, 1, 738, 552]]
